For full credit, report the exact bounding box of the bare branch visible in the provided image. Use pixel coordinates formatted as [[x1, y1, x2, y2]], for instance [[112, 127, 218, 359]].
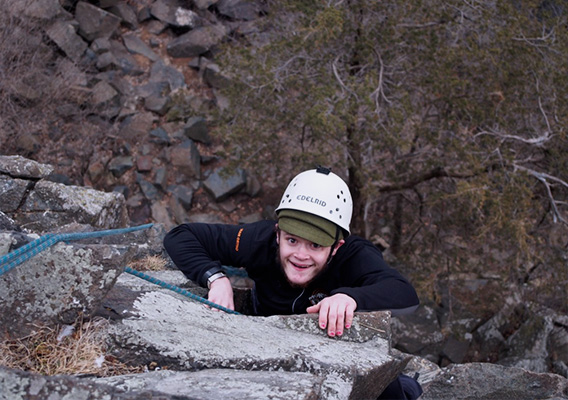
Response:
[[512, 29, 556, 45], [535, 78, 552, 134], [475, 79, 554, 146], [514, 164, 568, 224], [332, 56, 359, 100], [461, 0, 483, 10], [369, 49, 391, 115], [397, 22, 442, 29], [511, 30, 561, 57], [514, 165, 568, 190], [372, 166, 477, 192], [474, 127, 552, 146], [272, 55, 312, 75]]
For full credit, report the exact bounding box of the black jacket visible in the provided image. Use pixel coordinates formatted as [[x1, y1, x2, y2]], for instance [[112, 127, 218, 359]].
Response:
[[163, 220, 419, 316]]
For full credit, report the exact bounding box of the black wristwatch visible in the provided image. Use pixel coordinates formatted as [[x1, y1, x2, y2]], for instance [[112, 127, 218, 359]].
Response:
[[207, 272, 227, 289], [202, 266, 226, 288]]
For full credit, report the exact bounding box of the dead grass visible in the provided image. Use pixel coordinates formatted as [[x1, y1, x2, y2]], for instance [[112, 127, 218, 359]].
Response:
[[128, 254, 168, 271], [0, 318, 143, 377], [0, 256, 170, 377]]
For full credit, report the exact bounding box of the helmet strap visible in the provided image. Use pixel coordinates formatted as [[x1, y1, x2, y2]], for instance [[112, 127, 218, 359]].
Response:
[[326, 226, 342, 265]]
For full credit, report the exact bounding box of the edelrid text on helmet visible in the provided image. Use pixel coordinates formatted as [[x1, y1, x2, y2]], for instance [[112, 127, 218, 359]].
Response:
[[296, 195, 326, 207], [276, 167, 353, 235]]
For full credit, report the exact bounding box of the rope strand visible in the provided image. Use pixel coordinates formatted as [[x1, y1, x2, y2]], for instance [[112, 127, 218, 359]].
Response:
[[0, 224, 239, 315], [124, 267, 240, 315]]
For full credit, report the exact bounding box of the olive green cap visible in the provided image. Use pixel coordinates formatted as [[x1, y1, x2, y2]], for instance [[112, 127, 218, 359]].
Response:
[[277, 209, 342, 247]]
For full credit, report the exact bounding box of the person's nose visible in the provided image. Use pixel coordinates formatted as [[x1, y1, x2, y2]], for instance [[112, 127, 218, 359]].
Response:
[[294, 243, 311, 260]]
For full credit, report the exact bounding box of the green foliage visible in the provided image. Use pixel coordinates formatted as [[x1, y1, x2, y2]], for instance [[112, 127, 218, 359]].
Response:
[[214, 0, 568, 302]]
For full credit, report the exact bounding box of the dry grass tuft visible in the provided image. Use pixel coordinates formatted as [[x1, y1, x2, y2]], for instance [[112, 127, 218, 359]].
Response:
[[128, 255, 168, 271], [0, 318, 143, 377]]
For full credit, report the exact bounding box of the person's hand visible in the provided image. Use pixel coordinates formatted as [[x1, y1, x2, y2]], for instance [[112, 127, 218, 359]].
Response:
[[306, 293, 357, 337], [207, 277, 234, 311]]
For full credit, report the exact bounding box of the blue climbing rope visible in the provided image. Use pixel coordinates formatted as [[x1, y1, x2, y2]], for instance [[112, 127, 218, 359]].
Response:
[[0, 223, 239, 315], [124, 267, 240, 315], [0, 224, 154, 276]]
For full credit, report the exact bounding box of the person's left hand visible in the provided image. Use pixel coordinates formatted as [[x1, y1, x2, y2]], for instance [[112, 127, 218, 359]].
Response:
[[306, 293, 357, 337]]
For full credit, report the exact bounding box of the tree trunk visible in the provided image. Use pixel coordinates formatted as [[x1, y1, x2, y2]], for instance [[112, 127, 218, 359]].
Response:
[[347, 124, 365, 237]]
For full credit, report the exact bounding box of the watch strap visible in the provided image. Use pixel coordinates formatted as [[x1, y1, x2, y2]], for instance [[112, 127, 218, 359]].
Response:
[[207, 272, 227, 289], [202, 266, 224, 287]]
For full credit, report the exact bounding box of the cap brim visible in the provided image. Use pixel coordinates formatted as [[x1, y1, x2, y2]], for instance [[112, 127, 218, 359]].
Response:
[[278, 216, 335, 247]]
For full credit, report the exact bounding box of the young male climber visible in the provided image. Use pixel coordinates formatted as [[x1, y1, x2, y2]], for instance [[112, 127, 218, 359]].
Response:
[[163, 166, 422, 399]]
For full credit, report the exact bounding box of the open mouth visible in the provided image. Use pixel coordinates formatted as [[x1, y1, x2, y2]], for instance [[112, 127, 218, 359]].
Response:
[[291, 262, 309, 269]]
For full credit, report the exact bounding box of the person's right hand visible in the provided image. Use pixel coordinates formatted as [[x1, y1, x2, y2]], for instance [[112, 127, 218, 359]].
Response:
[[207, 277, 235, 311]]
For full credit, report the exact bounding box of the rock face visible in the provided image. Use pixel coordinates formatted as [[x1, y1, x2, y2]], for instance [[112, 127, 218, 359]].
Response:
[[1, 0, 266, 233], [166, 24, 228, 57], [0, 366, 156, 400], [1, 262, 567, 399], [391, 278, 568, 380], [0, 239, 127, 339], [19, 180, 127, 231], [0, 155, 165, 340], [421, 363, 568, 400], [0, 155, 128, 232], [0, 155, 55, 179], [99, 369, 329, 400], [99, 279, 405, 399]]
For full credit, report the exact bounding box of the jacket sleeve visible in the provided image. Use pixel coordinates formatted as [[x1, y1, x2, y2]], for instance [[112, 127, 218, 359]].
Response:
[[163, 223, 244, 287], [330, 237, 420, 315]]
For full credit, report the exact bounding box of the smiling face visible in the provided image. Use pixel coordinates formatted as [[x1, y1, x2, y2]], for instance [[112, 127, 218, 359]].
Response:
[[276, 227, 344, 288]]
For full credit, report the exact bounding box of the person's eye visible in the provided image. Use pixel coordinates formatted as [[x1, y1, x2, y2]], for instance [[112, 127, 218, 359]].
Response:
[[311, 243, 322, 249], [287, 237, 297, 244]]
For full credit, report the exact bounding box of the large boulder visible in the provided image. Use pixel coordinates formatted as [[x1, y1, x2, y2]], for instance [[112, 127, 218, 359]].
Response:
[[97, 268, 405, 399], [150, 0, 202, 29], [0, 176, 31, 213], [99, 369, 328, 400], [216, 0, 262, 21], [0, 156, 128, 233], [167, 139, 201, 179], [17, 180, 127, 232], [166, 24, 228, 58], [5, 0, 68, 20], [421, 362, 568, 400], [75, 1, 121, 42], [0, 239, 129, 340], [0, 366, 164, 400], [393, 276, 568, 378], [45, 20, 88, 62], [0, 155, 54, 179], [203, 167, 247, 202]]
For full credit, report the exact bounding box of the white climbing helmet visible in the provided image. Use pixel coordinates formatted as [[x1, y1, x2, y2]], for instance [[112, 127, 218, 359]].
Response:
[[276, 167, 353, 235]]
